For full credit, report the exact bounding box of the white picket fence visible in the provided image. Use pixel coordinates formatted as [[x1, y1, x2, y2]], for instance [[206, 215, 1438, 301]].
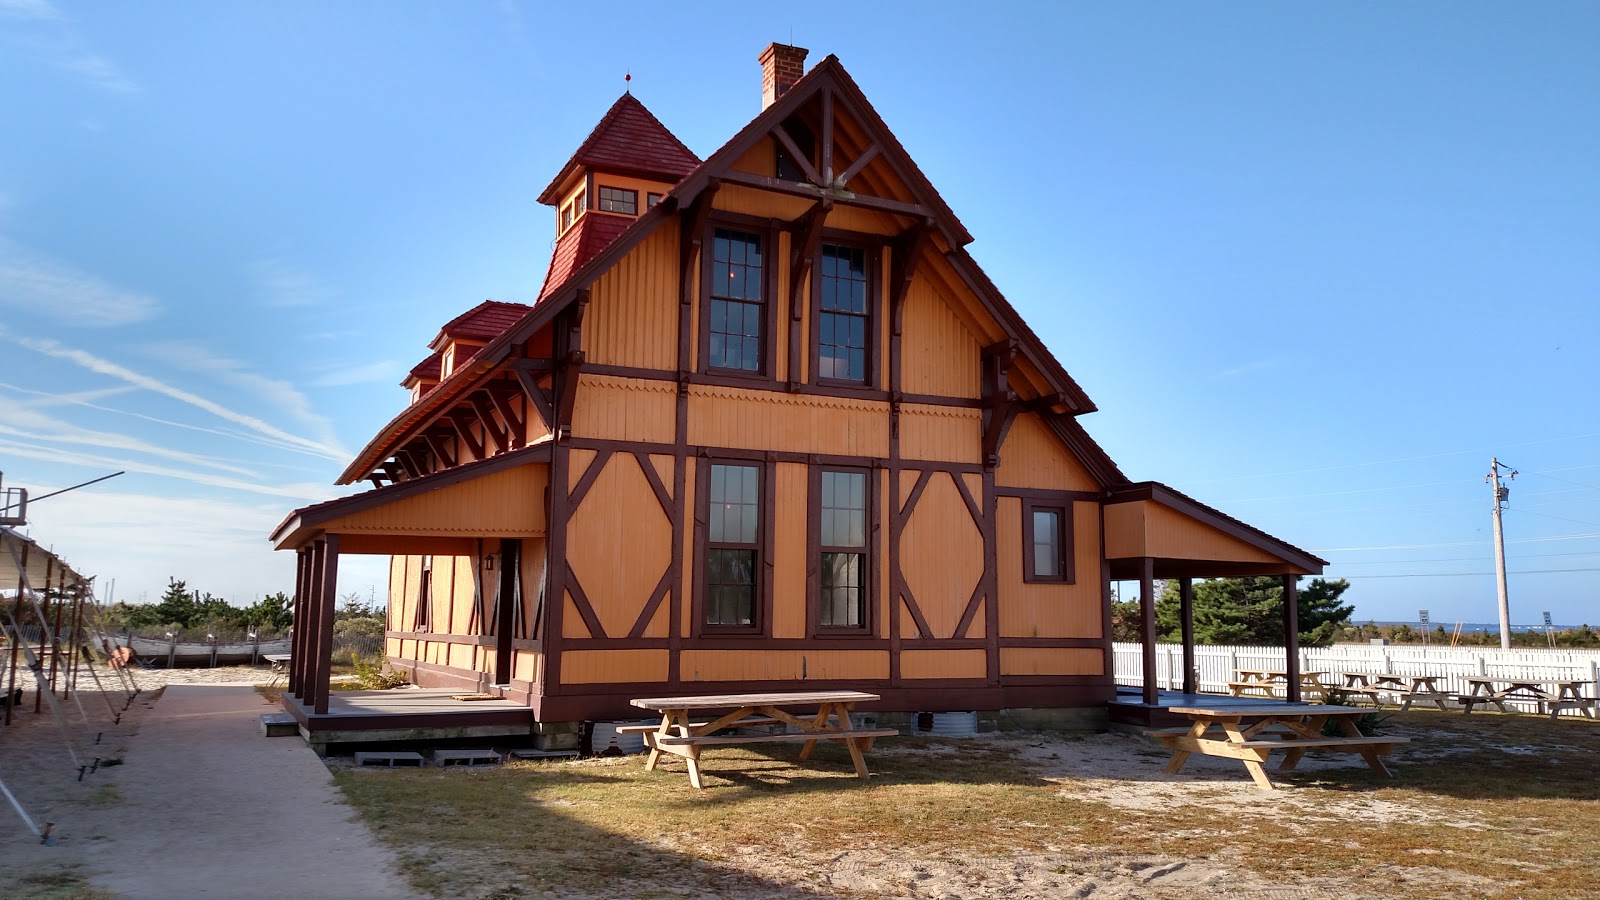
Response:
[[1112, 641, 1600, 714]]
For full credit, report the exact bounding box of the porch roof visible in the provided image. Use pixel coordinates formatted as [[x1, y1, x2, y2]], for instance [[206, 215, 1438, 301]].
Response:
[[1102, 482, 1326, 579], [271, 440, 551, 553]]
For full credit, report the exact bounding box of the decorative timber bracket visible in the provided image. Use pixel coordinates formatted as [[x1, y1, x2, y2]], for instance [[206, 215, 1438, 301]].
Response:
[[552, 290, 589, 438], [787, 198, 832, 391], [890, 218, 934, 338], [981, 339, 1020, 468]]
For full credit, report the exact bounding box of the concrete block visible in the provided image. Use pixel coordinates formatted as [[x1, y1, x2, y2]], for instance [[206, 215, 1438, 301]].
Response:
[[535, 730, 581, 751], [433, 748, 503, 767], [354, 751, 426, 767], [509, 748, 579, 761], [259, 713, 299, 737]]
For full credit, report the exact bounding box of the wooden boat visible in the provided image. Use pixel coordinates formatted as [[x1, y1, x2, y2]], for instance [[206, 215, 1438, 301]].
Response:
[[127, 635, 292, 667]]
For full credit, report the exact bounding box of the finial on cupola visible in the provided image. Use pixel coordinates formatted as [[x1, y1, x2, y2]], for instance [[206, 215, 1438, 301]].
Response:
[[624, 70, 631, 94]]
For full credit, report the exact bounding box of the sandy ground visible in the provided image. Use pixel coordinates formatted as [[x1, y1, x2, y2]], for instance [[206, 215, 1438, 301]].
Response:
[[0, 664, 1506, 899], [0, 663, 414, 899]]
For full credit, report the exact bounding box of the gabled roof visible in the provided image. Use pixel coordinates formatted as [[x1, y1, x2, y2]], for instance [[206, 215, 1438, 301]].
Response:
[[537, 213, 634, 302], [337, 55, 1102, 484], [1105, 481, 1328, 575], [536, 93, 701, 205], [430, 300, 533, 349], [402, 350, 443, 387]]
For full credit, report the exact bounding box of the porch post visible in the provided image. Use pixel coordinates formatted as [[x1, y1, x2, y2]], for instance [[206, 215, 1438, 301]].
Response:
[[288, 548, 309, 698], [1179, 576, 1196, 695], [1282, 574, 1301, 703], [1139, 557, 1158, 705], [313, 534, 340, 715], [296, 541, 325, 701]]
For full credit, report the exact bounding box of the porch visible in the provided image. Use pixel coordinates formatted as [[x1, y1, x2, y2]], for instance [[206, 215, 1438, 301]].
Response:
[[279, 687, 534, 754]]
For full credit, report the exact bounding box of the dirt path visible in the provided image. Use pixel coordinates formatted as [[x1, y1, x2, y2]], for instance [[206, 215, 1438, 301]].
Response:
[[1, 667, 416, 899]]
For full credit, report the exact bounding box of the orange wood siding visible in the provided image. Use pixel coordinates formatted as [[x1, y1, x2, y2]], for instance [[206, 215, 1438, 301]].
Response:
[[386, 556, 410, 636], [679, 461, 697, 638], [449, 553, 482, 634], [679, 649, 889, 682], [1104, 499, 1285, 566], [995, 413, 1099, 491], [688, 385, 889, 457], [513, 650, 541, 684], [560, 649, 669, 684], [562, 592, 587, 638], [324, 464, 548, 538], [822, 203, 904, 237], [716, 183, 813, 222], [568, 448, 596, 494], [900, 273, 982, 399], [899, 404, 982, 464], [731, 138, 776, 177], [571, 374, 676, 444], [900, 649, 986, 679], [385, 638, 401, 658], [996, 498, 1104, 639], [566, 452, 674, 637], [898, 471, 984, 639], [772, 462, 808, 639], [1000, 648, 1104, 676], [585, 227, 679, 370], [520, 538, 547, 640]]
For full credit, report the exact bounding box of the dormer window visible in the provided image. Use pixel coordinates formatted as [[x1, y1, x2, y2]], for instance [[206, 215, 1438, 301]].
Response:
[[559, 190, 588, 234], [598, 186, 637, 215]]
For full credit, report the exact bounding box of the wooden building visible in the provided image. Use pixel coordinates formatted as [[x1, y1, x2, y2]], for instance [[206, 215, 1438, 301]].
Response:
[[271, 46, 1324, 740]]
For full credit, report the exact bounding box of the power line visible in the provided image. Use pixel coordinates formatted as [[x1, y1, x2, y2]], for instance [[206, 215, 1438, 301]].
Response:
[[1334, 549, 1600, 566], [1342, 567, 1600, 579], [1316, 531, 1600, 552], [1510, 509, 1600, 529]]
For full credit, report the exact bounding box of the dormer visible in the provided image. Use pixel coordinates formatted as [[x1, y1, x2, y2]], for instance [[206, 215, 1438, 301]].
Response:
[[400, 351, 442, 405]]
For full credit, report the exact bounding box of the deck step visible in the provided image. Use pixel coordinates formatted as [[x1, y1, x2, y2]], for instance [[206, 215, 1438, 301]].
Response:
[[354, 751, 427, 767], [434, 748, 503, 767], [259, 713, 298, 738]]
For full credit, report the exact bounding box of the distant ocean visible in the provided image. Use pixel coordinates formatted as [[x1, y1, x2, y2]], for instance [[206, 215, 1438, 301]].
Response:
[[1359, 621, 1584, 632]]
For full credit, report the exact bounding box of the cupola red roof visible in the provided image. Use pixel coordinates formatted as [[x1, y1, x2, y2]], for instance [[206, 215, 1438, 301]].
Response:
[[537, 213, 633, 302], [536, 93, 701, 205], [430, 300, 534, 349]]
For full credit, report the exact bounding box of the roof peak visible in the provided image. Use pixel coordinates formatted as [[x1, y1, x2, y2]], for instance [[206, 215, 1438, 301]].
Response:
[[536, 93, 701, 205]]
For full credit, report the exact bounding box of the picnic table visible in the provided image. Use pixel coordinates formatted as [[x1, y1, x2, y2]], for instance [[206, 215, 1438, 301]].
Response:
[[1458, 677, 1597, 720], [628, 690, 897, 789], [1339, 673, 1452, 710], [264, 653, 291, 687], [1155, 703, 1409, 790], [1228, 669, 1331, 702]]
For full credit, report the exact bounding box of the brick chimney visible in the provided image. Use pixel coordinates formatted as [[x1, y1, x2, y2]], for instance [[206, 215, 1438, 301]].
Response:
[[759, 43, 808, 110]]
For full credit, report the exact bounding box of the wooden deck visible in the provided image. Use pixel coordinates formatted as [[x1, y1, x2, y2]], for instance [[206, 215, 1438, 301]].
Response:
[[1108, 688, 1314, 728], [280, 688, 534, 753]]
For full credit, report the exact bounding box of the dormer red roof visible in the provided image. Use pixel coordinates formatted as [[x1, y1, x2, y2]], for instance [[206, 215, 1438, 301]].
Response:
[[536, 93, 701, 205], [429, 300, 533, 349], [537, 213, 633, 302], [402, 350, 443, 386]]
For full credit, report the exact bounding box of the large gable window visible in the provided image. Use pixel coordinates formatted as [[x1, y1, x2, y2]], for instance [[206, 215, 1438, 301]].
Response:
[[816, 243, 870, 383], [704, 462, 761, 628], [707, 228, 766, 374]]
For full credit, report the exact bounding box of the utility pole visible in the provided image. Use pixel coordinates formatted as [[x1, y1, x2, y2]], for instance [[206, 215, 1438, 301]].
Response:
[[1487, 458, 1516, 650]]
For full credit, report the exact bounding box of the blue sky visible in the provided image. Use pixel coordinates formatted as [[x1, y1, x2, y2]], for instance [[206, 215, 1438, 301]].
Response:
[[1, 2, 1596, 626]]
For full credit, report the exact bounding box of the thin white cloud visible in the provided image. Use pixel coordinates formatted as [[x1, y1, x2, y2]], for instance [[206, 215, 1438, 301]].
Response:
[[56, 52, 136, 93], [6, 383, 136, 407], [248, 258, 333, 308], [1217, 357, 1285, 379], [17, 337, 348, 461], [0, 0, 64, 22], [0, 394, 261, 476], [307, 360, 400, 387], [0, 439, 331, 501], [140, 339, 349, 457], [0, 238, 161, 326]]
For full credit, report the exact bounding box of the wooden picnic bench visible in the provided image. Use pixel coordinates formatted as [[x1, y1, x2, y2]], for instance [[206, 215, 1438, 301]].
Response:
[[1458, 677, 1597, 721], [1154, 703, 1409, 790], [264, 653, 291, 687], [630, 690, 897, 789], [1339, 673, 1453, 711], [1228, 670, 1331, 702]]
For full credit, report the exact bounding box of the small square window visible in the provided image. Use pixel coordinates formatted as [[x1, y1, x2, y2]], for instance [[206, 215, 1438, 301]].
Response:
[[598, 186, 637, 215]]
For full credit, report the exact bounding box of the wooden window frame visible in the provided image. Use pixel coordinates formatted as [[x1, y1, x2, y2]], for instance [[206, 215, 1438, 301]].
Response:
[[697, 214, 780, 384], [692, 457, 774, 636], [413, 555, 434, 632], [647, 192, 663, 209], [809, 232, 881, 390], [807, 465, 877, 636], [1021, 499, 1074, 584], [597, 185, 637, 215]]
